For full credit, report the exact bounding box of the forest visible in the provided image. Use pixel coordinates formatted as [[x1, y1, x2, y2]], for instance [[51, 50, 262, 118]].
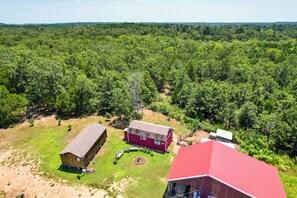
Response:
[[0, 23, 297, 164]]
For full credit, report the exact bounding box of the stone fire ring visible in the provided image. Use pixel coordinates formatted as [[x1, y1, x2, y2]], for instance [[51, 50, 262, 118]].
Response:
[[133, 156, 147, 165]]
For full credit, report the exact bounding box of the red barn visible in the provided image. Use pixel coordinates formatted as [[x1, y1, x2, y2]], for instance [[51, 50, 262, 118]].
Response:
[[124, 120, 173, 152], [165, 141, 286, 198]]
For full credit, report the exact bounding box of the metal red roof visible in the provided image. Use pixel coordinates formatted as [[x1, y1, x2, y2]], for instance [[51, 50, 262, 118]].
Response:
[[167, 141, 286, 198]]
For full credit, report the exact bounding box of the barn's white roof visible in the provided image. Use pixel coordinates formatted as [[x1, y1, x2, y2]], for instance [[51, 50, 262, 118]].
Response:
[[201, 138, 235, 149], [216, 129, 233, 140]]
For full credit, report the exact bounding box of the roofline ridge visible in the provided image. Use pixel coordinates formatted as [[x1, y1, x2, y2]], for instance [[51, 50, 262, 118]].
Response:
[[131, 120, 171, 129], [208, 141, 216, 174]]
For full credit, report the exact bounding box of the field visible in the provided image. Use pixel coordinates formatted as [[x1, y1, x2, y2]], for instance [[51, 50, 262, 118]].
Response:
[[0, 109, 296, 197], [0, 110, 188, 197]]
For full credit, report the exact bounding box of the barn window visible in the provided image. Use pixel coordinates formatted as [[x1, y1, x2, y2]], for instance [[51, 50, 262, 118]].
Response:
[[154, 139, 160, 145], [140, 135, 146, 140], [77, 157, 80, 162]]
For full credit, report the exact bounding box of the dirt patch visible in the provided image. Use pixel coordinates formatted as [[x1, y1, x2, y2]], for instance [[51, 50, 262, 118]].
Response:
[[0, 150, 108, 198], [133, 156, 147, 166], [172, 134, 181, 154], [184, 130, 210, 144], [108, 177, 137, 193]]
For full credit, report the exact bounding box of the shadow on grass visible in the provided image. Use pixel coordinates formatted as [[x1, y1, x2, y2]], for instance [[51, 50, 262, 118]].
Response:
[[57, 165, 82, 174], [122, 141, 168, 154]]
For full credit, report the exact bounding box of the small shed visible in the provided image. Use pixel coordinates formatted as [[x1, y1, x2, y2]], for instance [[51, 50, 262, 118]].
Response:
[[60, 123, 107, 169], [216, 129, 233, 143], [201, 137, 235, 149], [124, 120, 173, 152]]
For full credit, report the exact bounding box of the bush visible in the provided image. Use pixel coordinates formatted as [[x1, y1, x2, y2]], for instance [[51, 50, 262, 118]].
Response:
[[29, 119, 34, 127], [68, 124, 72, 131], [199, 121, 219, 132], [182, 116, 200, 131], [188, 140, 193, 145], [105, 112, 112, 119], [149, 102, 184, 121], [130, 111, 143, 121], [151, 153, 154, 157], [58, 118, 62, 126]]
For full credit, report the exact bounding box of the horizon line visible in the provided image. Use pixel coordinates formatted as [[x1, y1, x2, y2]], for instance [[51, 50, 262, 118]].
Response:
[[1, 21, 297, 26]]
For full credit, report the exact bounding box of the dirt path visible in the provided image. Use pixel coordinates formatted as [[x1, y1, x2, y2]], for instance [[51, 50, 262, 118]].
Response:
[[0, 151, 108, 198]]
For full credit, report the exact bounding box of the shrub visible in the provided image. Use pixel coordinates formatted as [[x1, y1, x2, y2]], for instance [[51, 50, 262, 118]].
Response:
[[182, 117, 200, 131], [58, 118, 62, 126], [105, 112, 112, 119], [130, 111, 143, 121], [151, 153, 154, 157], [150, 102, 184, 121], [29, 119, 34, 127], [188, 140, 193, 145], [68, 124, 72, 131]]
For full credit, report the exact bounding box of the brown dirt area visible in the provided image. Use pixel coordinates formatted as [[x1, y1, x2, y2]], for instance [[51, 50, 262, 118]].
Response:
[[0, 115, 112, 198], [0, 150, 108, 198], [184, 129, 210, 144]]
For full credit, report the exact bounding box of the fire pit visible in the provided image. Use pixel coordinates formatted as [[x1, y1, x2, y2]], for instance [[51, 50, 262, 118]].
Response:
[[133, 156, 147, 165]]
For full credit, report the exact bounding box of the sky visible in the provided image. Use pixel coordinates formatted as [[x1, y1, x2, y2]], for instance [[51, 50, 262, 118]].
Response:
[[0, 0, 297, 24]]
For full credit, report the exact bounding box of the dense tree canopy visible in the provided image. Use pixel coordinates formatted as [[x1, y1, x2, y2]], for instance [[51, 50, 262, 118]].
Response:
[[0, 23, 296, 156]]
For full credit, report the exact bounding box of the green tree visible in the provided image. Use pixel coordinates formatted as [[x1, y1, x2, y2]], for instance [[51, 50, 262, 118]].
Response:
[[0, 86, 27, 128], [72, 74, 97, 115], [237, 102, 258, 129]]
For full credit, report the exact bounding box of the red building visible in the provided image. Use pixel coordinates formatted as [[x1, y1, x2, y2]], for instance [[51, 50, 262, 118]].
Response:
[[165, 141, 286, 198], [124, 120, 173, 152]]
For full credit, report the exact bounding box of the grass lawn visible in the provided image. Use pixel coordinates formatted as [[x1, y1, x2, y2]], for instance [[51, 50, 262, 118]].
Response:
[[280, 165, 297, 198], [9, 115, 174, 197]]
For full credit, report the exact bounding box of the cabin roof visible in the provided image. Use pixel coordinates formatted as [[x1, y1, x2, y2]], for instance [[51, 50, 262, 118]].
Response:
[[128, 120, 172, 136], [60, 123, 106, 157], [167, 141, 285, 198]]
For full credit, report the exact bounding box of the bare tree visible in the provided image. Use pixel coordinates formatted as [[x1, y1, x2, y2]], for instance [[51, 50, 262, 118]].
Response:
[[127, 73, 142, 111]]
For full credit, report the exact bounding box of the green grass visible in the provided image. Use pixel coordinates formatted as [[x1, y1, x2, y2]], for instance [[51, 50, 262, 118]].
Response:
[[280, 165, 297, 198], [12, 119, 173, 197]]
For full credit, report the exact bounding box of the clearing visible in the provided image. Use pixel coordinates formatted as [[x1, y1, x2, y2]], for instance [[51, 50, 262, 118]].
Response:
[[0, 110, 188, 198]]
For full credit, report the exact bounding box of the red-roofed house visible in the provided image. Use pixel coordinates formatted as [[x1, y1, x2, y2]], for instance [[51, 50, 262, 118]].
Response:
[[124, 120, 173, 152], [165, 141, 285, 198]]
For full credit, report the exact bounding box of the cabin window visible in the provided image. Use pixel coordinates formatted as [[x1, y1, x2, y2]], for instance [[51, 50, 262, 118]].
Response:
[[154, 139, 161, 145], [140, 135, 146, 140], [77, 157, 80, 162]]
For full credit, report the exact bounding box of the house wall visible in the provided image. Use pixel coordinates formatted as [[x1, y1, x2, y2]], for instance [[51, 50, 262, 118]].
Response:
[[169, 177, 251, 198], [60, 153, 84, 168], [60, 129, 107, 168], [216, 137, 231, 143], [125, 132, 166, 152], [165, 131, 173, 151]]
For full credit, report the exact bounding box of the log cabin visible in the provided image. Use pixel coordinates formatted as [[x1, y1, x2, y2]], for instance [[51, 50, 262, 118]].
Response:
[[60, 123, 107, 169]]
